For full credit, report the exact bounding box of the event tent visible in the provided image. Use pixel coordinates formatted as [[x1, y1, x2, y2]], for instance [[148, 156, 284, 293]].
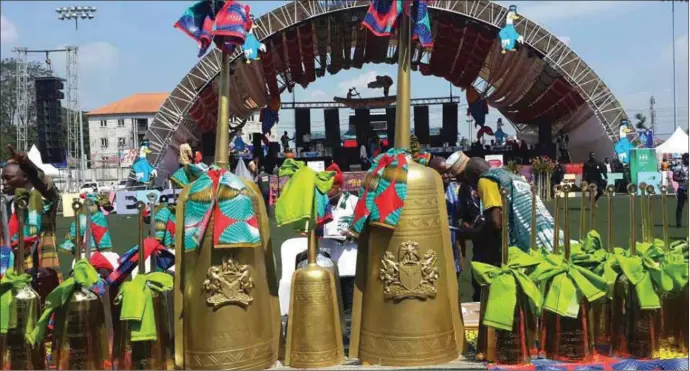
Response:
[[28, 145, 60, 177], [655, 127, 689, 155]]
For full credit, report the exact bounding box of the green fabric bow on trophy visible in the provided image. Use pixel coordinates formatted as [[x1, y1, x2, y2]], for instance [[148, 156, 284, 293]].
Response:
[[530, 252, 608, 318], [27, 259, 100, 345], [275, 159, 335, 233], [116, 272, 174, 342], [570, 230, 627, 299], [615, 242, 674, 310], [0, 268, 34, 336], [471, 246, 543, 331]]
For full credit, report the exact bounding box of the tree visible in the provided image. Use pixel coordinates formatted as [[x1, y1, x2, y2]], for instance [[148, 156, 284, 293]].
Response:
[[634, 113, 648, 130]]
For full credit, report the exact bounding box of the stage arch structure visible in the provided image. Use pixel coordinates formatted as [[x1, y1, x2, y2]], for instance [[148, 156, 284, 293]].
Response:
[[147, 0, 629, 180]]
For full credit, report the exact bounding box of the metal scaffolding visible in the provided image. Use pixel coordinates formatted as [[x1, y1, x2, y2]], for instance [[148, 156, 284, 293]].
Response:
[[13, 48, 29, 152]]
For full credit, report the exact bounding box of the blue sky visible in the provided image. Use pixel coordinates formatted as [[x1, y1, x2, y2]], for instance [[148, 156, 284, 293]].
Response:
[[1, 1, 688, 139]]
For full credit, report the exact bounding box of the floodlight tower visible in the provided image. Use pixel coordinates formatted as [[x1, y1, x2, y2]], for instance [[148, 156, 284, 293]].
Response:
[[56, 5, 96, 186]]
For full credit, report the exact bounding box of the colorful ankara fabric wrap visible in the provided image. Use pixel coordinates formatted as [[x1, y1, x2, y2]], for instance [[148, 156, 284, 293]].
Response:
[[174, 0, 252, 57], [481, 168, 559, 252], [8, 188, 43, 247], [276, 159, 335, 233], [115, 272, 173, 342], [471, 247, 543, 331], [59, 194, 113, 253], [155, 205, 176, 248], [361, 0, 433, 48], [350, 148, 410, 235], [615, 242, 674, 310], [183, 167, 261, 251], [530, 253, 608, 318], [171, 163, 209, 188], [0, 268, 34, 335], [27, 259, 100, 345], [106, 237, 175, 286]]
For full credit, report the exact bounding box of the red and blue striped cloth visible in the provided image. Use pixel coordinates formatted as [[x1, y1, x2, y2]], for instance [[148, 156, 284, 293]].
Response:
[[105, 237, 175, 287]]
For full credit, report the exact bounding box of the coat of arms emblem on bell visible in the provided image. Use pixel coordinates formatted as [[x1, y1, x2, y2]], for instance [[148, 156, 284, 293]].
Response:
[[380, 241, 439, 300], [202, 256, 255, 308]]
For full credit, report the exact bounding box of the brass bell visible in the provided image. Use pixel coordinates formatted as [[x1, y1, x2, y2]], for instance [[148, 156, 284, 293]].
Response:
[[539, 184, 594, 362], [112, 200, 174, 370], [51, 200, 109, 369], [0, 197, 46, 369], [590, 185, 616, 347], [610, 184, 661, 359], [475, 187, 533, 365]]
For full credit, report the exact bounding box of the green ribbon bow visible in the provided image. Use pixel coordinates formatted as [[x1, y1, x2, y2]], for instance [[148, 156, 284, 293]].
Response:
[[27, 259, 99, 345], [115, 272, 173, 342], [662, 252, 689, 292], [569, 231, 629, 300], [669, 239, 689, 262], [471, 247, 544, 331], [530, 253, 608, 318], [581, 230, 603, 253], [276, 159, 334, 232], [0, 268, 34, 335], [614, 242, 674, 310]]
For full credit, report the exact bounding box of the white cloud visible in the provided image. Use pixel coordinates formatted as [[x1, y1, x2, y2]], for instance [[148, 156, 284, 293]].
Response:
[[339, 70, 379, 91], [513, 1, 642, 24], [310, 89, 329, 101], [0, 15, 18, 44]]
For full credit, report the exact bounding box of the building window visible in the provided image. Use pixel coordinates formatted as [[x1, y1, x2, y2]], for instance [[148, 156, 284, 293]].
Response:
[[118, 137, 126, 148], [136, 118, 148, 132], [100, 120, 107, 127], [100, 138, 108, 148], [117, 119, 125, 127]]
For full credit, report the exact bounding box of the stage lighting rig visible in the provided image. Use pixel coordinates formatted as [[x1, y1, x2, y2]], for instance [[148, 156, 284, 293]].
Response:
[[56, 6, 96, 30]]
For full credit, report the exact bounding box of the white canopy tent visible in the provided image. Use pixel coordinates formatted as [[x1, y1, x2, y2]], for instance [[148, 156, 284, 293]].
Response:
[[655, 127, 689, 155], [27, 145, 60, 177]]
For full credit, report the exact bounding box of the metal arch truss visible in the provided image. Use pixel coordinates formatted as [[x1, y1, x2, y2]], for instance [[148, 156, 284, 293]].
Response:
[[13, 48, 29, 152], [147, 0, 627, 166], [281, 96, 461, 109]]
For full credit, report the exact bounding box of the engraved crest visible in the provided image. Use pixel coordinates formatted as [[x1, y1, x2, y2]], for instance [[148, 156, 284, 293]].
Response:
[[380, 241, 439, 300], [202, 256, 254, 308]]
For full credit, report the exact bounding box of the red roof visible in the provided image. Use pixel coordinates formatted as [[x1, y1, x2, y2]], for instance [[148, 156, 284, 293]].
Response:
[[87, 93, 169, 116]]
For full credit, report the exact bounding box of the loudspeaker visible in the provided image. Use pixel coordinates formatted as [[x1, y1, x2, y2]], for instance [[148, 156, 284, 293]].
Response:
[[35, 77, 66, 164], [442, 103, 458, 146], [538, 122, 554, 157], [295, 108, 311, 148], [414, 105, 429, 145], [386, 107, 396, 148], [324, 108, 341, 148], [201, 131, 215, 158], [354, 108, 370, 147]]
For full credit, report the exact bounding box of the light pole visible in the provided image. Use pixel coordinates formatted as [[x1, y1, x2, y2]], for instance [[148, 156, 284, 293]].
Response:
[[56, 6, 96, 30], [56, 6, 96, 187], [671, 1, 677, 130]]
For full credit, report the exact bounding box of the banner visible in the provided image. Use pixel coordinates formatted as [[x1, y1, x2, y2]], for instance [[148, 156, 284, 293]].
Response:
[[629, 148, 658, 185], [114, 189, 182, 215], [484, 154, 504, 168], [606, 173, 624, 187]]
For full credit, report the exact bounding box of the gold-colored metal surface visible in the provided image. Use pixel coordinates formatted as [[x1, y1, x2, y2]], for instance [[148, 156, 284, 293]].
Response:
[[173, 181, 280, 370], [660, 186, 670, 248], [1, 198, 46, 370], [639, 183, 648, 243], [349, 161, 463, 366], [579, 181, 587, 240], [591, 185, 617, 348], [393, 7, 410, 149], [606, 185, 615, 250], [52, 200, 108, 370], [610, 184, 661, 359], [541, 184, 594, 362], [588, 183, 597, 232], [214, 52, 231, 169], [202, 256, 255, 307], [285, 231, 344, 368], [380, 241, 439, 300], [646, 185, 655, 242]]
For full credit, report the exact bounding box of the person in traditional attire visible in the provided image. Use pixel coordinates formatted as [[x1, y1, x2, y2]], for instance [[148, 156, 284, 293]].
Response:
[[1, 145, 61, 278], [319, 163, 359, 312], [170, 141, 209, 188]]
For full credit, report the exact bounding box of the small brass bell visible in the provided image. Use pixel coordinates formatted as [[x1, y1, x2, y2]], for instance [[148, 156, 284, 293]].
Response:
[[610, 184, 661, 359], [51, 200, 109, 369], [0, 197, 45, 369], [112, 200, 174, 370]]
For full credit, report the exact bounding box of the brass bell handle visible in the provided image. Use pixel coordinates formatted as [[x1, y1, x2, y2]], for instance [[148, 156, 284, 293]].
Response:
[[147, 192, 158, 203], [639, 182, 647, 195], [660, 185, 668, 194], [646, 184, 655, 194], [588, 183, 598, 193], [606, 185, 615, 196], [15, 198, 28, 210], [627, 184, 638, 194], [562, 184, 571, 194], [72, 200, 82, 212], [136, 201, 146, 211]]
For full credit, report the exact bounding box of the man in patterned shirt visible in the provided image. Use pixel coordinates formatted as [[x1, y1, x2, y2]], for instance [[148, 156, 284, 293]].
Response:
[[673, 153, 688, 228]]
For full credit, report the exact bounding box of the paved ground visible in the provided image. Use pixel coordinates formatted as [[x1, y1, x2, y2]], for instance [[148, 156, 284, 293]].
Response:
[[54, 195, 689, 302]]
